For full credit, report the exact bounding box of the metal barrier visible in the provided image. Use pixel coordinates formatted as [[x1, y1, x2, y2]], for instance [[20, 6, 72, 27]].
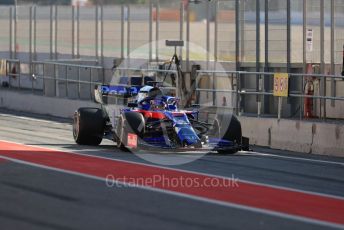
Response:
[[2, 59, 344, 120], [26, 61, 180, 101], [196, 70, 344, 120], [30, 61, 105, 99], [5, 59, 21, 89]]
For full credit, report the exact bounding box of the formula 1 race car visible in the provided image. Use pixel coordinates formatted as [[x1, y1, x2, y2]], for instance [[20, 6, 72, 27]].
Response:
[[73, 82, 249, 154], [73, 40, 249, 154]]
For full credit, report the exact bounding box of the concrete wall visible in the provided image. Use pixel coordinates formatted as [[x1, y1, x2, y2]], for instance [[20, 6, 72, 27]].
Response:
[[0, 89, 98, 118], [239, 116, 344, 157]]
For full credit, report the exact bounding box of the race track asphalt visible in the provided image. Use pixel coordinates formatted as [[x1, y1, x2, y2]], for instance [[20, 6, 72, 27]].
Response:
[[0, 109, 343, 230]]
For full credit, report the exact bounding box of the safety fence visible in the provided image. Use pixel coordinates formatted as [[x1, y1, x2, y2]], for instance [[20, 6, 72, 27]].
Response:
[[0, 0, 343, 71], [0, 59, 104, 100], [0, 59, 180, 102], [1, 0, 343, 120], [195, 70, 344, 120], [1, 59, 344, 120]]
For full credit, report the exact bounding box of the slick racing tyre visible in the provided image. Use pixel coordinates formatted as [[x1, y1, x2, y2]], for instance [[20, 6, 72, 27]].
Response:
[[73, 108, 105, 145], [213, 113, 242, 154], [116, 112, 145, 150]]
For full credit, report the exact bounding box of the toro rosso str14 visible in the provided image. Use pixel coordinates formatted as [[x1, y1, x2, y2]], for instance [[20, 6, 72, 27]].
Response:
[[73, 83, 249, 154]]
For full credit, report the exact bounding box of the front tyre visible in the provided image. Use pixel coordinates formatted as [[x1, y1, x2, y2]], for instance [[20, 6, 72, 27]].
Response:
[[73, 108, 105, 145], [213, 114, 242, 154], [116, 112, 145, 150]]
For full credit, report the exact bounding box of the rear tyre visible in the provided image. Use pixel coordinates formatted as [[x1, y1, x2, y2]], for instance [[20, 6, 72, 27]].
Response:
[[213, 113, 242, 154], [116, 112, 145, 150], [73, 108, 105, 145]]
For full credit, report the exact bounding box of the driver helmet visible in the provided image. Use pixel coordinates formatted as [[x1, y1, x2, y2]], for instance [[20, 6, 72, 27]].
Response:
[[148, 87, 163, 98]]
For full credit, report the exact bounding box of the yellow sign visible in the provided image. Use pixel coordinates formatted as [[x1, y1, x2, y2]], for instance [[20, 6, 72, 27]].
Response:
[[273, 73, 289, 97], [0, 59, 6, 76]]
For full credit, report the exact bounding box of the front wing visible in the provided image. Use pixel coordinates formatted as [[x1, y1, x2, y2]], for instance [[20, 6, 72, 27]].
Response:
[[124, 134, 246, 152]]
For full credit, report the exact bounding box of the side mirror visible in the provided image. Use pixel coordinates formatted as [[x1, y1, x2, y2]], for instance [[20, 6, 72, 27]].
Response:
[[127, 102, 138, 108]]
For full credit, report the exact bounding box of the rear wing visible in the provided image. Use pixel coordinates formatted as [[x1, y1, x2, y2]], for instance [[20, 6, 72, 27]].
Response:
[[94, 85, 142, 104]]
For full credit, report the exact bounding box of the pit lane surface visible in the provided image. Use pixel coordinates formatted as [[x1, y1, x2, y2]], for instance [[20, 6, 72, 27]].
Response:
[[0, 110, 344, 230]]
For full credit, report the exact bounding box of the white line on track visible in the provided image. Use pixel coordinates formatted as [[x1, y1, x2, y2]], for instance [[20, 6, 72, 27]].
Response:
[[0, 113, 70, 126], [0, 154, 343, 229], [240, 151, 344, 167]]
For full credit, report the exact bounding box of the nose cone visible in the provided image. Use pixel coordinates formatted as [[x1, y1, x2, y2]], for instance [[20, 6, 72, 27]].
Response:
[[175, 126, 200, 146]]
